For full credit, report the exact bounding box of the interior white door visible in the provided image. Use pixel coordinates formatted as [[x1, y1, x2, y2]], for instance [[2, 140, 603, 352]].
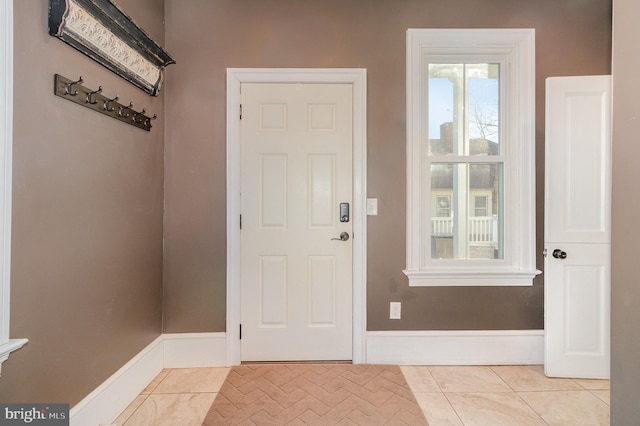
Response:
[[544, 75, 611, 379], [240, 82, 353, 361]]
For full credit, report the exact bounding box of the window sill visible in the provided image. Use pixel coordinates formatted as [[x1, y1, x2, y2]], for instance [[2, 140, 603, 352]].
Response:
[[0, 338, 28, 376], [403, 267, 541, 287]]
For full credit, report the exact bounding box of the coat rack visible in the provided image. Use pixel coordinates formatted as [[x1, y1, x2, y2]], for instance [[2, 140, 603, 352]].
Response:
[[53, 74, 157, 131]]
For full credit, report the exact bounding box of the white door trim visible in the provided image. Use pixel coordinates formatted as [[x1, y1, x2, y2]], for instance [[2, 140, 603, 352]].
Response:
[[0, 0, 27, 375], [226, 68, 367, 365]]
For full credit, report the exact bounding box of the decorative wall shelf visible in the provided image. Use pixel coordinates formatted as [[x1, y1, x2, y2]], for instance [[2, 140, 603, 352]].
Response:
[[48, 0, 175, 96]]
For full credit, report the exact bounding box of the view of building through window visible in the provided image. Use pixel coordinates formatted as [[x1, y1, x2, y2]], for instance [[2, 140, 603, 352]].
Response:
[[427, 63, 503, 260]]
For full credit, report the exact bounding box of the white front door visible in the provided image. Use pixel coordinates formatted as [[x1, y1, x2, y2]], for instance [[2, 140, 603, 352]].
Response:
[[240, 82, 353, 361], [544, 75, 611, 379]]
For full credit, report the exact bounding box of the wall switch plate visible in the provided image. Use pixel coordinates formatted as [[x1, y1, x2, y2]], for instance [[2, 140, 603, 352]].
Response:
[[367, 198, 378, 215], [390, 302, 401, 319]]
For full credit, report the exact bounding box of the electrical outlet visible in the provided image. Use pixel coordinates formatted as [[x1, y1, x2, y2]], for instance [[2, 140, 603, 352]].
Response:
[[389, 302, 401, 319]]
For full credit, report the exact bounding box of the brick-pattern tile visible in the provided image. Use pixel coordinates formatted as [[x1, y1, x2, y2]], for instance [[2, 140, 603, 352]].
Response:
[[203, 364, 427, 425]]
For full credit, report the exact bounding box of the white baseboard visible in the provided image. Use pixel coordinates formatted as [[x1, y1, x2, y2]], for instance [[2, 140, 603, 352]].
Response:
[[163, 332, 227, 368], [70, 336, 165, 426], [70, 332, 227, 426], [366, 330, 544, 365]]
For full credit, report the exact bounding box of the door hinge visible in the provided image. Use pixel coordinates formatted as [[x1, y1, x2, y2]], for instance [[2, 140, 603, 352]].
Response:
[[239, 104, 242, 120], [240, 214, 242, 230], [239, 324, 242, 340]]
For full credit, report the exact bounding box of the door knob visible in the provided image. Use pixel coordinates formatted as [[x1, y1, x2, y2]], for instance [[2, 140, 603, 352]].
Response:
[[552, 249, 567, 259], [331, 232, 350, 241]]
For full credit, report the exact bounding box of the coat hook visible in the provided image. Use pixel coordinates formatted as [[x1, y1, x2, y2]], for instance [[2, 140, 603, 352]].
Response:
[[86, 86, 102, 104], [144, 114, 157, 128], [103, 94, 119, 112], [65, 76, 83, 96], [118, 102, 133, 118], [132, 108, 146, 124]]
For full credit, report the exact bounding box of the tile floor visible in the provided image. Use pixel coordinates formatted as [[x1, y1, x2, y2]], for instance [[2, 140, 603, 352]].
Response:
[[110, 365, 610, 426]]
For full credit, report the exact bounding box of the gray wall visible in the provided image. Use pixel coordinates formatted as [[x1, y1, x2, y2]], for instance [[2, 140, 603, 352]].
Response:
[[0, 0, 165, 405], [611, 0, 640, 422], [163, 0, 612, 332]]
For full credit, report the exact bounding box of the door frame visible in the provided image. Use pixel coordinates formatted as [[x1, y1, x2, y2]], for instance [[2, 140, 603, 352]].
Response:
[[226, 68, 367, 365]]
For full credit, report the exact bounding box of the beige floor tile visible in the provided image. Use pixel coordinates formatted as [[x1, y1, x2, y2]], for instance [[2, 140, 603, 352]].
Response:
[[111, 395, 148, 426], [590, 389, 610, 405], [446, 392, 547, 426], [574, 378, 610, 390], [141, 369, 171, 394], [123, 393, 217, 426], [491, 365, 583, 391], [429, 366, 512, 393], [518, 390, 610, 426], [401, 366, 441, 392], [153, 367, 230, 394], [413, 392, 463, 426]]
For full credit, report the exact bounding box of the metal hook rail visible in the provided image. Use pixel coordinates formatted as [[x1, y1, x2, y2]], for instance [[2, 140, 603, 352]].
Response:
[[54, 74, 157, 131]]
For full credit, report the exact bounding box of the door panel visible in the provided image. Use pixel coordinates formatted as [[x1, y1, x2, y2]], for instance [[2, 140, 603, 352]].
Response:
[[545, 243, 610, 378], [545, 76, 611, 245], [544, 75, 611, 379], [260, 154, 287, 228], [259, 255, 287, 327], [241, 83, 353, 361], [309, 155, 336, 227], [309, 255, 336, 325]]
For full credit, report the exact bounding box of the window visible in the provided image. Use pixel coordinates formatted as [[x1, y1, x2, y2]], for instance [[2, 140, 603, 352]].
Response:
[[473, 196, 489, 217], [405, 29, 539, 286], [435, 195, 451, 217]]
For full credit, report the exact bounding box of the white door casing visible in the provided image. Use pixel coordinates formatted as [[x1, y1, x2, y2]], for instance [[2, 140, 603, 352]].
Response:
[[240, 83, 353, 361], [0, 0, 27, 374], [226, 69, 367, 365], [544, 75, 611, 379]]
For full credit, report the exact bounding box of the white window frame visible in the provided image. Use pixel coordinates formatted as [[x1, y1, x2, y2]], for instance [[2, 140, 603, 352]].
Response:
[[405, 28, 540, 286]]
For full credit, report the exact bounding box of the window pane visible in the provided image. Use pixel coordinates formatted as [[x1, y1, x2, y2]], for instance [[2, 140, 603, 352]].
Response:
[[428, 63, 500, 156], [428, 66, 456, 155], [430, 163, 503, 260]]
